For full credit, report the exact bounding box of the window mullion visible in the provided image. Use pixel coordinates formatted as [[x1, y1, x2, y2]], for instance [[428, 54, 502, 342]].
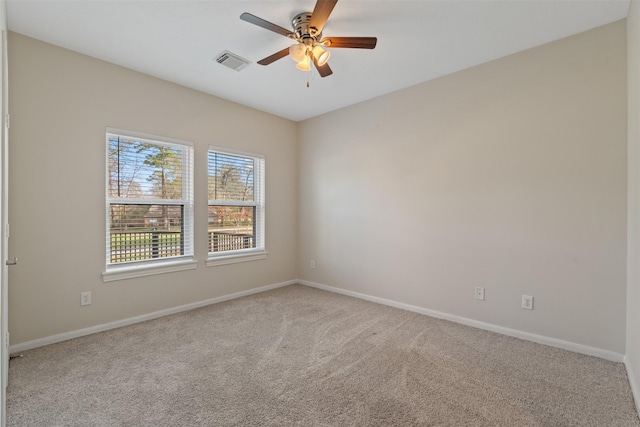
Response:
[[108, 198, 186, 206], [208, 200, 257, 207]]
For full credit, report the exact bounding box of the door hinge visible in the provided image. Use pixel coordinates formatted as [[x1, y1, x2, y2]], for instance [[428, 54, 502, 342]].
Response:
[[4, 113, 8, 129], [5, 332, 8, 349], [4, 223, 8, 239]]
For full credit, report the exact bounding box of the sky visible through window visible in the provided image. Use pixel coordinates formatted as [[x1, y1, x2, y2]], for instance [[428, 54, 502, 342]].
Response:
[[108, 136, 183, 200], [207, 151, 255, 202]]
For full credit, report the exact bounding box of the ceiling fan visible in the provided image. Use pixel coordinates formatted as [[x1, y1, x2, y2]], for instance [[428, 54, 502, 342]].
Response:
[[240, 0, 377, 77]]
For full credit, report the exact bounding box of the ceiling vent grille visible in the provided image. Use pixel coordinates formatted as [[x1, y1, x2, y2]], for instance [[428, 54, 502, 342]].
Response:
[[215, 51, 250, 71]]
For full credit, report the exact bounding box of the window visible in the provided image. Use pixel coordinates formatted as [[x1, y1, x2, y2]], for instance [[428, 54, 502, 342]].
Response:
[[208, 147, 265, 265], [105, 129, 194, 278]]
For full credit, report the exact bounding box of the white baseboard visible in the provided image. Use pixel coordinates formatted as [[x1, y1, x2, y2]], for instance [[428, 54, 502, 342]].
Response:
[[299, 280, 624, 363], [9, 279, 297, 354], [625, 357, 640, 415], [11, 278, 625, 364]]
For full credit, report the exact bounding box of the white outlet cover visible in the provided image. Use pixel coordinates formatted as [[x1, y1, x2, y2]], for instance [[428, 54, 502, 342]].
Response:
[[474, 287, 485, 301], [522, 295, 533, 310], [81, 291, 91, 306]]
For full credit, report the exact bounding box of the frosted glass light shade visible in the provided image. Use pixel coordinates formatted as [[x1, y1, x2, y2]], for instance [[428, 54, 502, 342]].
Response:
[[296, 55, 311, 71], [289, 44, 306, 62], [312, 45, 330, 66]]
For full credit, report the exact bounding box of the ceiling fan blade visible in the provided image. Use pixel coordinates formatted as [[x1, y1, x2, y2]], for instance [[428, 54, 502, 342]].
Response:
[[313, 57, 333, 78], [308, 0, 339, 34], [257, 47, 290, 66], [321, 36, 377, 49], [240, 12, 292, 38]]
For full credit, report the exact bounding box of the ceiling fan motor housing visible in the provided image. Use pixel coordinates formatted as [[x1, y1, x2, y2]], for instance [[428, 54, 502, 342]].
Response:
[[292, 12, 322, 45]]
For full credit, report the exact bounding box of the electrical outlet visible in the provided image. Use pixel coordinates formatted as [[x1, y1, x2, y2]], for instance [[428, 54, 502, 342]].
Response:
[[81, 291, 91, 306], [474, 287, 485, 301], [310, 259, 315, 269], [522, 295, 533, 310]]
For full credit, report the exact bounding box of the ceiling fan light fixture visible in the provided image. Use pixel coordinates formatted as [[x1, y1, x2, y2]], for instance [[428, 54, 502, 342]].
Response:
[[289, 43, 306, 62], [296, 55, 311, 71], [241, 0, 377, 79], [312, 45, 330, 66]]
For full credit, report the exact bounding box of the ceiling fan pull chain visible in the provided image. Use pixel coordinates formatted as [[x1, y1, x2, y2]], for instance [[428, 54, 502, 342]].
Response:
[[307, 57, 315, 87]]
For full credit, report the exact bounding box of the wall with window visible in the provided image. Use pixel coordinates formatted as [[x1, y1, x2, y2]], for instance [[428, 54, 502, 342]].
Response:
[[298, 21, 627, 354], [6, 21, 630, 358], [7, 32, 298, 345]]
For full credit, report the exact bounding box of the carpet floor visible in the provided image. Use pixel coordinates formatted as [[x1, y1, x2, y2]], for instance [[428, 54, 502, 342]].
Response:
[[6, 284, 640, 426]]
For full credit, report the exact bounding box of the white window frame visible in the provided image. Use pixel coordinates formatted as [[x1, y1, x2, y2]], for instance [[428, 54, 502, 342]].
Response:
[[207, 146, 266, 267], [103, 128, 196, 282]]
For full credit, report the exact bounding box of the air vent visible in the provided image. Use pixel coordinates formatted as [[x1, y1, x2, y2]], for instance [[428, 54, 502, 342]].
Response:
[[215, 51, 251, 71]]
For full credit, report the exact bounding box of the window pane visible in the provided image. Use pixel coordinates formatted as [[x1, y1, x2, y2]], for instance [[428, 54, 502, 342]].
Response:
[[208, 152, 254, 202], [109, 204, 184, 263], [206, 146, 264, 260], [108, 136, 183, 200], [208, 205, 255, 252]]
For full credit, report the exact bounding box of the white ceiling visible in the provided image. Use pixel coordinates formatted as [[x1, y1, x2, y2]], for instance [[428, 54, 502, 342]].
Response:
[[6, 0, 630, 122]]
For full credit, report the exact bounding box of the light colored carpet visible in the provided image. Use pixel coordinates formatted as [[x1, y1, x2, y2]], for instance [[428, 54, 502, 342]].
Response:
[[6, 284, 640, 426]]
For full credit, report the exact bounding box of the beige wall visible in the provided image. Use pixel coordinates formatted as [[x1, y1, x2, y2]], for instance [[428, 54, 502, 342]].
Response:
[[299, 21, 628, 353], [628, 0, 640, 405], [7, 33, 298, 345]]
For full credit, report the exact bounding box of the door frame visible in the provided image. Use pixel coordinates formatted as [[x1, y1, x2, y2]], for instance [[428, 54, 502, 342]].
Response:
[[1, 26, 9, 427]]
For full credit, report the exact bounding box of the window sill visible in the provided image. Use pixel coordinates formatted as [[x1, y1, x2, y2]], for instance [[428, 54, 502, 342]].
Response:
[[206, 250, 267, 267], [103, 259, 198, 282]]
